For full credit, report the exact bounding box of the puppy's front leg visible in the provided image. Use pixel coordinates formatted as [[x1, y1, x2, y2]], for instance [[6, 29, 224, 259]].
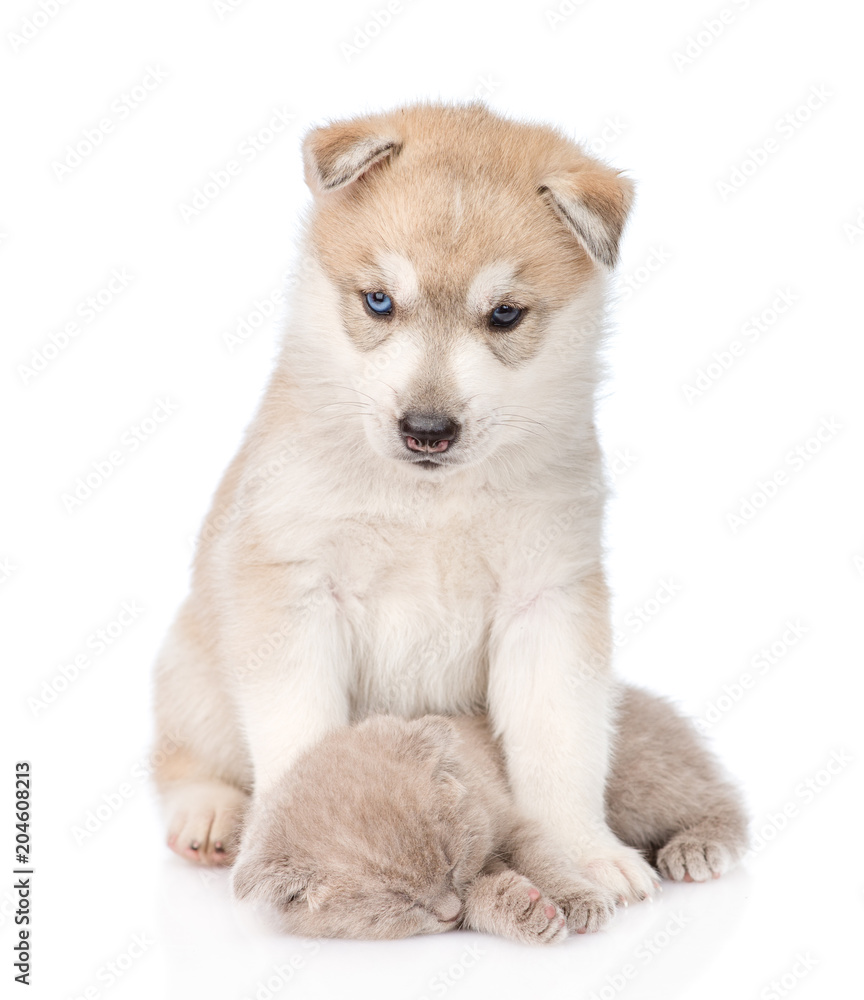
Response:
[[227, 564, 352, 796], [488, 572, 656, 902]]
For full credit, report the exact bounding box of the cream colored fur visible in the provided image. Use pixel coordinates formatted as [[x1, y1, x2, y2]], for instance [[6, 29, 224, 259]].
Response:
[[154, 103, 655, 903]]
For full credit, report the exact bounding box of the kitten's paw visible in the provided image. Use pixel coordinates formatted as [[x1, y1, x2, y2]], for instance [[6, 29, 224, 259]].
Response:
[[558, 880, 617, 934], [581, 843, 657, 904], [656, 834, 733, 883], [164, 781, 248, 866], [486, 873, 568, 946]]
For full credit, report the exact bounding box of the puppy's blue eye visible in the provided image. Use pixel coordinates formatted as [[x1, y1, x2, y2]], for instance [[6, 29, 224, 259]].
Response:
[[365, 291, 393, 315], [489, 304, 522, 328]]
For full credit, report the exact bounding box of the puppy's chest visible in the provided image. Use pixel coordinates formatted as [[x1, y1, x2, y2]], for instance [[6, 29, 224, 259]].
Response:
[[325, 514, 499, 715]]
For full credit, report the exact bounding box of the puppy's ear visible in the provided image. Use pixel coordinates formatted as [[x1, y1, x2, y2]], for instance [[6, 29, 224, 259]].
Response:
[[303, 117, 402, 194], [539, 165, 634, 269], [231, 851, 307, 906]]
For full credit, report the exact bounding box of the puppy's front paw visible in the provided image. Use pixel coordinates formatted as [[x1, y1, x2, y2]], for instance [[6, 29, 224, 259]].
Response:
[[581, 842, 657, 904], [557, 879, 616, 934]]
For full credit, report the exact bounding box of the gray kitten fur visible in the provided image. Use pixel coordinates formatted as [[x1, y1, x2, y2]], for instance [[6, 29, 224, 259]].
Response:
[[232, 685, 748, 944]]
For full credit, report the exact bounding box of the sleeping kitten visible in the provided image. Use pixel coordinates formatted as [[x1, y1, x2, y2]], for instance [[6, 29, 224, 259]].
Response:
[[231, 686, 748, 944]]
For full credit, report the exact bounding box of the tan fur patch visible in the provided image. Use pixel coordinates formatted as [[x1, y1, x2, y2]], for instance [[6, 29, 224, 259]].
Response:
[[302, 104, 630, 366]]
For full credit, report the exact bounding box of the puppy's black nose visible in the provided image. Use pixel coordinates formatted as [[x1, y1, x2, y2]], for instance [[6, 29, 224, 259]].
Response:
[[399, 413, 460, 454]]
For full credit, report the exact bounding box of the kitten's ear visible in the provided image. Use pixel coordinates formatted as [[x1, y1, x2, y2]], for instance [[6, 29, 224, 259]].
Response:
[[303, 115, 402, 194], [402, 717, 460, 775], [538, 162, 634, 269], [231, 851, 307, 906]]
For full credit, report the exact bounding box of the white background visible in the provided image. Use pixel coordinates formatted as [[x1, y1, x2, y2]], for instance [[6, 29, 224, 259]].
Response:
[[2, 0, 863, 998]]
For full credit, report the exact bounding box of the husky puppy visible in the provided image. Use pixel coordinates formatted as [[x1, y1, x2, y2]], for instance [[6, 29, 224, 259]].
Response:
[[155, 103, 659, 903], [232, 687, 748, 943]]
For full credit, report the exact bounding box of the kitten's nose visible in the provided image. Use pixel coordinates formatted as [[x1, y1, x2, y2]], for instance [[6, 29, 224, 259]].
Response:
[[431, 891, 462, 923]]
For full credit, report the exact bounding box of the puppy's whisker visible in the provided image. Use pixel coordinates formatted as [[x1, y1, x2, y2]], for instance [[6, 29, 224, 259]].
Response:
[[308, 401, 372, 415], [368, 376, 398, 398], [318, 412, 370, 424], [498, 424, 548, 441], [492, 404, 545, 416], [495, 412, 551, 432], [496, 417, 553, 438], [324, 382, 379, 405]]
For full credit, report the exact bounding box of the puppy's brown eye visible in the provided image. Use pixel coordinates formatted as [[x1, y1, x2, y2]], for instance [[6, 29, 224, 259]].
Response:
[[489, 304, 522, 328]]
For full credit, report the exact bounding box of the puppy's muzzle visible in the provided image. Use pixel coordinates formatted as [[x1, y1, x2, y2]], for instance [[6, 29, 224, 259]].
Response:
[[399, 413, 460, 454]]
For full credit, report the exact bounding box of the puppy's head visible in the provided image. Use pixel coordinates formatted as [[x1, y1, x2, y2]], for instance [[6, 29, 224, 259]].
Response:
[[292, 103, 633, 474]]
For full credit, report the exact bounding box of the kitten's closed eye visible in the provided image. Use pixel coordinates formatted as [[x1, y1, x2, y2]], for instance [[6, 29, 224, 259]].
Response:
[[392, 890, 420, 910]]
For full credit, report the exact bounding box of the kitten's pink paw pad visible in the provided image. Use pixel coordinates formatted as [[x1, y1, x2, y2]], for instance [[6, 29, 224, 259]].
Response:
[[491, 874, 568, 945]]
